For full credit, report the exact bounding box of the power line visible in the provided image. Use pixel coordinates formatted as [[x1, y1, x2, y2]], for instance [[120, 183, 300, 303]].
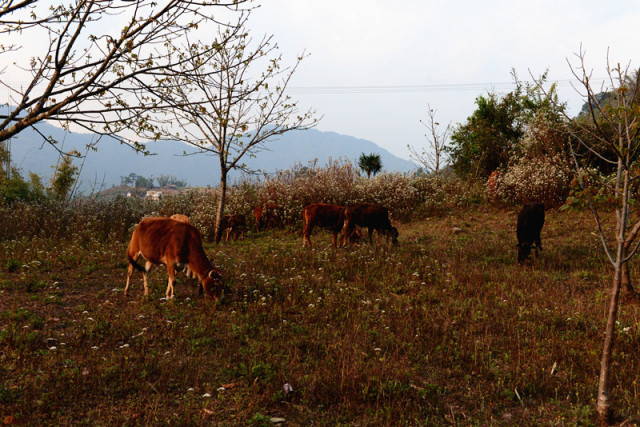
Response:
[[287, 79, 606, 95]]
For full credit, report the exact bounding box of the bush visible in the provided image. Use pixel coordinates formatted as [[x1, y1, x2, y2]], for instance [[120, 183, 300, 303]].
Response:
[[0, 159, 484, 242], [489, 155, 571, 208]]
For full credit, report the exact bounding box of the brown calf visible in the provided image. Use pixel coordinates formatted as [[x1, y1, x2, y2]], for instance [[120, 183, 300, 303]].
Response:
[[340, 203, 399, 246], [254, 202, 277, 232], [125, 217, 222, 299], [221, 214, 247, 241], [302, 203, 361, 247]]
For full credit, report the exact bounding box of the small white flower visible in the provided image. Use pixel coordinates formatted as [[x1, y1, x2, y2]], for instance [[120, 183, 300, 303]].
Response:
[[202, 393, 211, 398]]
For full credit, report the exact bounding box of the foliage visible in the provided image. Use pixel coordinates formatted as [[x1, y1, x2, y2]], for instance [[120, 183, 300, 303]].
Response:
[[488, 112, 572, 207], [0, 168, 47, 203], [488, 155, 571, 208], [447, 71, 564, 180], [0, 159, 481, 242], [50, 154, 79, 201], [358, 153, 383, 179], [155, 174, 187, 188], [120, 173, 154, 189]]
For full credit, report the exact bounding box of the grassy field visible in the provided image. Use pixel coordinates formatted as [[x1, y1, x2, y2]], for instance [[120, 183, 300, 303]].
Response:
[[1, 205, 639, 425]]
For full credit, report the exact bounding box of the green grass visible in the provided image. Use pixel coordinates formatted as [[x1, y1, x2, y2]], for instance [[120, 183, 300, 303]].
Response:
[[0, 206, 638, 425]]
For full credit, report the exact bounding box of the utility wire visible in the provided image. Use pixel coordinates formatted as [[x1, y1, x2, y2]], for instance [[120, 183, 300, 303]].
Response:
[[287, 79, 605, 95]]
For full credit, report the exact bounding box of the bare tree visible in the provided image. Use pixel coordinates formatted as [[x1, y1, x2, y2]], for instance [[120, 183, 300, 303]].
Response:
[[408, 104, 451, 179], [0, 0, 246, 150], [149, 13, 318, 242], [547, 48, 640, 424]]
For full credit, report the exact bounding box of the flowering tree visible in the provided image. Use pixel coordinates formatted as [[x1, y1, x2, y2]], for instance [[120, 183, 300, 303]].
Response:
[[148, 13, 318, 242], [0, 0, 246, 150]]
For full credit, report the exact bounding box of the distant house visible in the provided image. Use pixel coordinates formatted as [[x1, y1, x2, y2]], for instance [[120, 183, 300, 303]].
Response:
[[95, 185, 191, 200]]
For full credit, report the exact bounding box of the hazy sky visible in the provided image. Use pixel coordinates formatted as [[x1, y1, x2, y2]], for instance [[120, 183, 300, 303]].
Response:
[[244, 1, 640, 160], [2, 1, 639, 163]]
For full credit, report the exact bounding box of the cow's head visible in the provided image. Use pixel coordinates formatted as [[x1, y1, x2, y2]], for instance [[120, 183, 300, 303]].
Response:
[[202, 268, 223, 300], [517, 242, 532, 264], [385, 226, 399, 245], [349, 228, 363, 244]]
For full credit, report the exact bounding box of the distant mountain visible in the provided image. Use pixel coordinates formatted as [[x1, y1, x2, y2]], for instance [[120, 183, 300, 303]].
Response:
[[5, 121, 416, 193]]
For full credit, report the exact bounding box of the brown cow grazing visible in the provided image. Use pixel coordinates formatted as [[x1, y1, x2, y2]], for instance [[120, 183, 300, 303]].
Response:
[[302, 203, 361, 247], [517, 202, 545, 264], [340, 203, 399, 246], [125, 217, 222, 300], [221, 214, 247, 241], [170, 214, 189, 223], [254, 202, 277, 232]]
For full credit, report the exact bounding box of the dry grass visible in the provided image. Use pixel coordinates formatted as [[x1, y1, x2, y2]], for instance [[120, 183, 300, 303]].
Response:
[[1, 205, 639, 425]]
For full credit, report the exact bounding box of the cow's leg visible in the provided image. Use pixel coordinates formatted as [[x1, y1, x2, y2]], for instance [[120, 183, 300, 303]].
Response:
[[339, 221, 351, 247], [124, 263, 134, 297], [332, 231, 338, 247], [166, 264, 176, 299], [143, 261, 152, 296], [302, 222, 314, 247], [368, 228, 374, 244]]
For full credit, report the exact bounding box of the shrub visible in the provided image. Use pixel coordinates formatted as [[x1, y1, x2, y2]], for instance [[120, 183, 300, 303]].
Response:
[[489, 155, 571, 208]]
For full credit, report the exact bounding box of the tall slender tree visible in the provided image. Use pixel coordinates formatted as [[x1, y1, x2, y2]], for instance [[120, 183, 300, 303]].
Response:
[[148, 13, 318, 242], [550, 49, 640, 424], [408, 104, 451, 180]]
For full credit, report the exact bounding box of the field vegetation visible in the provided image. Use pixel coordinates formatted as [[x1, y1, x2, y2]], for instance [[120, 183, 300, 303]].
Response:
[[1, 172, 639, 425]]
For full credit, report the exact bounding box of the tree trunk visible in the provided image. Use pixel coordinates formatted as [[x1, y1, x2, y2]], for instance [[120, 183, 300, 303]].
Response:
[[214, 170, 228, 244], [597, 260, 623, 425]]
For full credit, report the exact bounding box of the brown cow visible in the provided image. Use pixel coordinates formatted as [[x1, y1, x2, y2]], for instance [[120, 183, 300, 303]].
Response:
[[125, 217, 222, 299], [254, 202, 277, 231], [302, 203, 361, 247], [340, 203, 399, 246], [221, 214, 247, 241], [169, 214, 189, 223]]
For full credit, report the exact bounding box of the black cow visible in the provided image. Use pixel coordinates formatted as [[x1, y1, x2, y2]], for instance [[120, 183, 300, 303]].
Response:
[[340, 203, 398, 246], [516, 202, 545, 263]]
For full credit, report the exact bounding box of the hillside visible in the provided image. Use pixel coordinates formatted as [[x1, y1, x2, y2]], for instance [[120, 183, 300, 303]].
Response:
[[5, 122, 416, 193]]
